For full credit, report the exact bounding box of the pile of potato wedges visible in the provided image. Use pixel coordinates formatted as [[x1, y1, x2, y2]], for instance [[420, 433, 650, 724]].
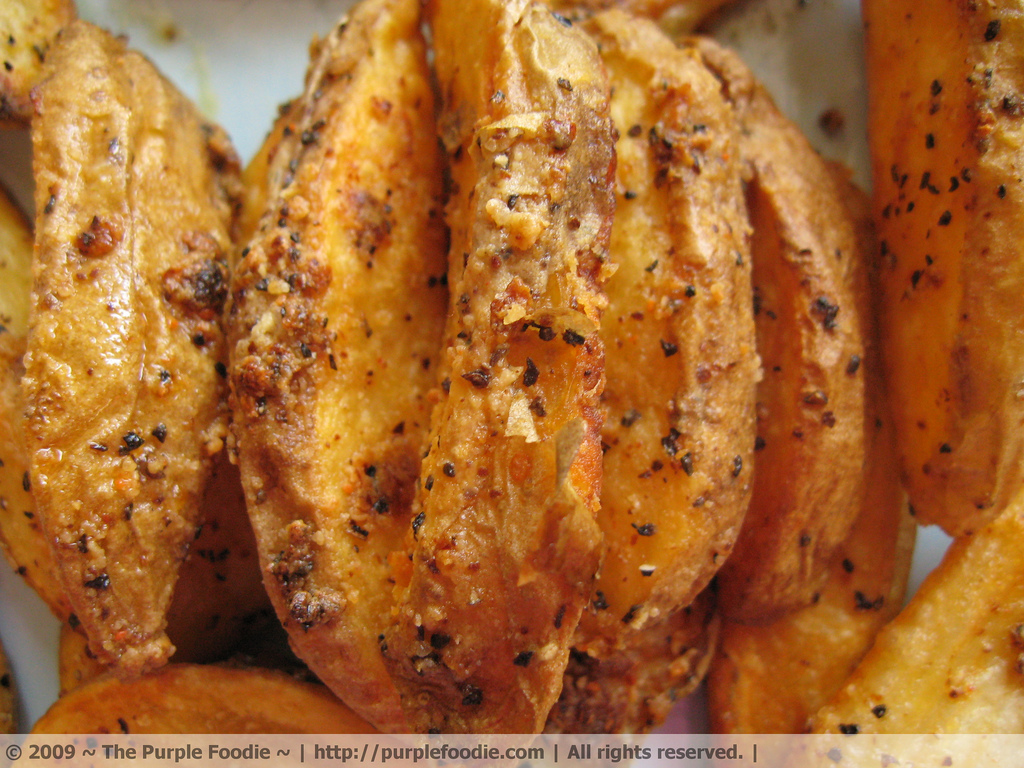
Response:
[[0, 0, 1022, 737]]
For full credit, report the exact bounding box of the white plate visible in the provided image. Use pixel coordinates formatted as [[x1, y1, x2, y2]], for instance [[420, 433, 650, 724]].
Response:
[[0, 0, 952, 732]]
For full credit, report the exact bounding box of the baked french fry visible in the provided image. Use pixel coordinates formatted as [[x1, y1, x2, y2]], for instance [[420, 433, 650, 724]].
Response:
[[33, 665, 373, 734], [809, 489, 1024, 734], [24, 20, 241, 675], [863, 0, 1024, 535], [547, 590, 718, 734], [382, 0, 615, 733], [572, 9, 756, 653], [0, 0, 76, 123], [228, 0, 447, 732], [695, 38, 866, 623]]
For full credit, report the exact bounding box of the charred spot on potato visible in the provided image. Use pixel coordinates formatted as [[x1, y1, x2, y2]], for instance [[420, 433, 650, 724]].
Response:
[[75, 216, 122, 258]]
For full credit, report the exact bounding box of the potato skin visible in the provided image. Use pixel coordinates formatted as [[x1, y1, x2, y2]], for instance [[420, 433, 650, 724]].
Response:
[[24, 21, 241, 675], [228, 0, 447, 733], [810, 490, 1024, 734], [382, 0, 615, 733], [864, 0, 1024, 535], [573, 11, 756, 649], [694, 39, 866, 623], [708, 174, 916, 734], [0, 0, 76, 123], [33, 664, 373, 734]]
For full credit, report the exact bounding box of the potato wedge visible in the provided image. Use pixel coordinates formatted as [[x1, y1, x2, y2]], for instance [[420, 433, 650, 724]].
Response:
[[0, 183, 72, 619], [24, 20, 241, 675], [550, 0, 734, 35], [810, 489, 1024, 734], [0, 0, 76, 123], [228, 0, 447, 732], [694, 38, 866, 622], [380, 0, 615, 733], [58, 622, 103, 696], [863, 0, 1024, 535], [33, 664, 373, 734], [571, 10, 756, 649], [708, 171, 915, 734], [546, 590, 718, 734], [0, 638, 14, 734]]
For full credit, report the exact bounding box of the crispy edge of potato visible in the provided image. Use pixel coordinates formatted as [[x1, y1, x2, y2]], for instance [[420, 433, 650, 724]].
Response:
[[381, 0, 615, 733], [33, 664, 374, 734], [24, 20, 240, 675], [228, 0, 446, 733], [546, 590, 718, 734], [549, 0, 736, 36], [572, 10, 756, 650], [809, 490, 1024, 734], [0, 0, 77, 124], [864, 0, 1024, 535], [692, 37, 867, 622]]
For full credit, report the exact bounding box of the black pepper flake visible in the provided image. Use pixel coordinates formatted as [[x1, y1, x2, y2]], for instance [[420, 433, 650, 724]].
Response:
[[441, 377, 451, 394], [846, 355, 861, 375], [556, 77, 572, 91], [192, 332, 206, 347], [839, 724, 860, 735], [680, 452, 694, 476], [562, 329, 585, 346], [926, 133, 935, 149], [553, 604, 567, 629], [800, 534, 811, 547], [631, 522, 656, 536], [215, 361, 228, 379], [443, 462, 456, 478], [624, 190, 638, 200], [661, 427, 681, 457], [123, 503, 133, 521], [462, 368, 491, 388], [872, 704, 887, 718], [622, 604, 641, 624], [985, 19, 1001, 41], [424, 475, 434, 491], [940, 442, 953, 453], [854, 591, 884, 611], [430, 632, 451, 650], [919, 171, 932, 190], [755, 436, 766, 451], [949, 176, 960, 192], [88, 442, 108, 452], [931, 79, 943, 96], [84, 573, 110, 590], [329, 354, 337, 370], [68, 613, 79, 628], [117, 717, 129, 734], [349, 520, 369, 538], [523, 358, 539, 387], [593, 591, 609, 610], [911, 269, 924, 288], [660, 339, 678, 357], [120, 431, 144, 455], [732, 456, 743, 477], [372, 497, 389, 514], [160, 369, 171, 384], [43, 194, 56, 214], [621, 409, 641, 427], [999, 184, 1008, 199], [938, 210, 952, 226], [151, 423, 168, 443], [513, 651, 533, 667], [685, 285, 697, 297], [812, 296, 840, 330], [462, 686, 484, 706], [412, 512, 425, 536], [299, 342, 313, 358], [21, 471, 30, 492]]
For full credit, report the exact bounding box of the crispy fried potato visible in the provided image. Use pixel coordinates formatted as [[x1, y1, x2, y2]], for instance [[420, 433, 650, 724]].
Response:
[[0, 0, 76, 123], [229, 0, 447, 733], [550, 0, 735, 35], [24, 20, 241, 675], [33, 664, 373, 734], [0, 184, 72, 619], [0, 638, 14, 734], [570, 10, 756, 649], [58, 622, 103, 696], [810, 490, 1024, 734], [863, 0, 1024, 535], [547, 590, 717, 734], [694, 39, 866, 623], [709, 171, 914, 733], [380, 0, 615, 733]]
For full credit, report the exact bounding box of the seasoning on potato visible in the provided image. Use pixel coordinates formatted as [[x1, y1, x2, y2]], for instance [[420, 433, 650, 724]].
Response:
[[0, 0, 76, 124]]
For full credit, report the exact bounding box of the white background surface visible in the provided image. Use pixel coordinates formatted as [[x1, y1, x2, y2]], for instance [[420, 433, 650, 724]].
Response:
[[0, 0, 951, 732]]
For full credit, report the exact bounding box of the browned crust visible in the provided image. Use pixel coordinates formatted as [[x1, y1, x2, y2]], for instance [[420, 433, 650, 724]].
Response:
[[0, 0, 76, 124]]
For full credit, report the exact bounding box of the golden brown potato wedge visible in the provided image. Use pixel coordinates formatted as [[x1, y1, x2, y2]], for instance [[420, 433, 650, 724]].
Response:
[[33, 664, 373, 734], [24, 20, 241, 675], [0, 184, 72, 619], [810, 489, 1024, 734], [571, 10, 756, 651], [550, 0, 735, 35], [864, 0, 1024, 535], [0, 639, 14, 734], [229, 0, 447, 733], [547, 590, 718, 734], [58, 622, 103, 696], [0, 0, 76, 123], [694, 38, 866, 623], [708, 172, 915, 734], [380, 0, 615, 733]]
